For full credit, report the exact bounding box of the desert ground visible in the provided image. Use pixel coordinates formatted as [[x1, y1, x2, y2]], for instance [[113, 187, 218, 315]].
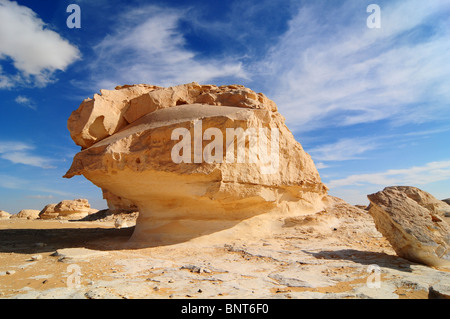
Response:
[[1, 201, 448, 299]]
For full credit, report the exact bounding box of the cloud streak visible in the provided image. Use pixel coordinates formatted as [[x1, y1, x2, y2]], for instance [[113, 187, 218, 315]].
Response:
[[257, 0, 450, 132], [309, 137, 379, 162], [327, 160, 450, 189], [89, 5, 247, 89], [0, 141, 55, 168], [15, 95, 36, 110]]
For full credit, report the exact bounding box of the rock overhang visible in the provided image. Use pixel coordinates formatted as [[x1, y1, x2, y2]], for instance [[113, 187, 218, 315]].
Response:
[[64, 83, 328, 242]]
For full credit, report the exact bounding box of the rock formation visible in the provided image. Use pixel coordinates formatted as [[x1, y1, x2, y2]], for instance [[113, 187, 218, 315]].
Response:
[[39, 199, 98, 220], [64, 82, 328, 243], [368, 186, 450, 268], [102, 189, 138, 213], [0, 210, 11, 220], [13, 209, 40, 220]]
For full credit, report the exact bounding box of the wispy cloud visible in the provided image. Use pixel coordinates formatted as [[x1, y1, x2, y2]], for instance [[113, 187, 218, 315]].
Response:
[[315, 162, 330, 170], [88, 5, 247, 89], [0, 173, 73, 197], [0, 0, 80, 88], [309, 137, 379, 162], [15, 95, 36, 110], [257, 0, 450, 132], [26, 194, 54, 199], [0, 141, 55, 168], [327, 160, 450, 189]]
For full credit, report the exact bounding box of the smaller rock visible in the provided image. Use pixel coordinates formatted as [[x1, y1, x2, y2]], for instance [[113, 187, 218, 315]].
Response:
[[114, 217, 128, 229], [368, 186, 450, 268], [31, 255, 43, 261], [428, 284, 450, 299], [0, 210, 11, 220], [13, 209, 40, 220], [39, 199, 97, 220], [181, 264, 202, 273], [6, 270, 16, 275]]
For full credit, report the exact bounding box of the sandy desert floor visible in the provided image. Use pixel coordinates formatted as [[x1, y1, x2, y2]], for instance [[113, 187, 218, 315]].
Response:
[[0, 204, 449, 299]]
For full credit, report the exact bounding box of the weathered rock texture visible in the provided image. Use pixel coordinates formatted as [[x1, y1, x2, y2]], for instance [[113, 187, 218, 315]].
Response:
[[0, 210, 11, 220], [368, 186, 450, 268], [64, 83, 328, 242], [13, 209, 40, 220], [39, 199, 98, 220]]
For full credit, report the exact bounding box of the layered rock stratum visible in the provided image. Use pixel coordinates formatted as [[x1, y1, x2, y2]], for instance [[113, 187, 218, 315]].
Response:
[[64, 82, 328, 242], [368, 186, 450, 268]]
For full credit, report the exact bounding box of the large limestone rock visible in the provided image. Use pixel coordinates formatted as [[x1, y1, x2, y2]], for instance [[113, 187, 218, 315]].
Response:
[[64, 83, 328, 243], [13, 209, 40, 220], [0, 210, 11, 220], [39, 199, 98, 220], [367, 186, 450, 268]]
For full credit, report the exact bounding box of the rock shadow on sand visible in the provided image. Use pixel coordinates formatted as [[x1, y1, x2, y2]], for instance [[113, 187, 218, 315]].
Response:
[[303, 249, 415, 273]]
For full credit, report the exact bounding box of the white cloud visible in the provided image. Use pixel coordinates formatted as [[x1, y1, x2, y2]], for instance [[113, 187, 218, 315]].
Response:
[[327, 160, 450, 189], [0, 173, 74, 197], [0, 141, 54, 168], [26, 195, 54, 199], [315, 162, 330, 169], [0, 0, 80, 87], [89, 5, 247, 89], [309, 137, 378, 162], [258, 0, 450, 132], [15, 95, 36, 110], [0, 141, 32, 153]]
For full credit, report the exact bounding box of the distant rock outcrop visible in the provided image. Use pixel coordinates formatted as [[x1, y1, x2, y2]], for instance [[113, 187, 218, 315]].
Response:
[[368, 186, 450, 268], [39, 199, 98, 220], [13, 209, 40, 220], [0, 210, 11, 220], [64, 82, 328, 242]]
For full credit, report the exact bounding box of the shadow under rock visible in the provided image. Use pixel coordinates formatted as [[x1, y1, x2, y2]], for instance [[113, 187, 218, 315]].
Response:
[[303, 249, 416, 273], [0, 227, 135, 254]]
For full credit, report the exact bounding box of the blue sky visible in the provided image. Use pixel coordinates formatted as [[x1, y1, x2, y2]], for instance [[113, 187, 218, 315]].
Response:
[[0, 0, 449, 213]]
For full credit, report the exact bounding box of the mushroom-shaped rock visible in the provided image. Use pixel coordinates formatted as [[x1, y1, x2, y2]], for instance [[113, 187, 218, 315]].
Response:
[[368, 186, 450, 268], [64, 83, 328, 243]]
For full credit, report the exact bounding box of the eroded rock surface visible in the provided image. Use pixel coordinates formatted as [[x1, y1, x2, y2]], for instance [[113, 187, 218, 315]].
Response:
[[0, 210, 10, 220], [368, 186, 450, 268], [39, 199, 98, 220], [12, 209, 40, 220], [64, 83, 328, 242]]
